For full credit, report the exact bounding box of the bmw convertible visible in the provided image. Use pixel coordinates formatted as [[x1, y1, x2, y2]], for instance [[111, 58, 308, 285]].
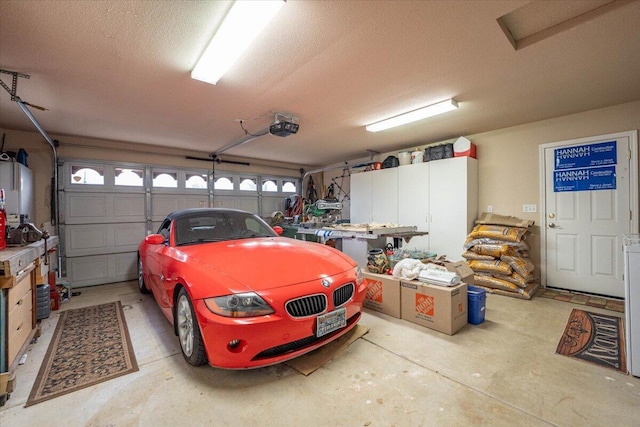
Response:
[[137, 208, 367, 369]]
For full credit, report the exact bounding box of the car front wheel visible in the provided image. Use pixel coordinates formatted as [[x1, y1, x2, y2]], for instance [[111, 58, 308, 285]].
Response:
[[176, 288, 208, 366], [137, 257, 151, 294]]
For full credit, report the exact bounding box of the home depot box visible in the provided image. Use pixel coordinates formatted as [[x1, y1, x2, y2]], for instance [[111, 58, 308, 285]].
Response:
[[400, 281, 468, 335], [362, 271, 401, 318]]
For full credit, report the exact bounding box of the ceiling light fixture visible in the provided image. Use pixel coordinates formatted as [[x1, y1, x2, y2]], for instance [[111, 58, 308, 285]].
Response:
[[191, 0, 285, 85], [365, 98, 459, 132]]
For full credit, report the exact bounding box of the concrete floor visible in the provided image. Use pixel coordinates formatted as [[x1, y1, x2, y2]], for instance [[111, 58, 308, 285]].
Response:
[[1, 281, 639, 427]]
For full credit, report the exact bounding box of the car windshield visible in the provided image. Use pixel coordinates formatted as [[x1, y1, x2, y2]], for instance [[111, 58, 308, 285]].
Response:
[[173, 211, 277, 246]]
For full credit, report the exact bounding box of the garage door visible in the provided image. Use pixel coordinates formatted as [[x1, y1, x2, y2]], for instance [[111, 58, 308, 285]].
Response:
[[60, 160, 299, 287]]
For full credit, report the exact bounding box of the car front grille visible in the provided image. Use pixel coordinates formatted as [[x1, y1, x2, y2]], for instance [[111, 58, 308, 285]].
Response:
[[285, 294, 327, 318], [333, 283, 354, 307]]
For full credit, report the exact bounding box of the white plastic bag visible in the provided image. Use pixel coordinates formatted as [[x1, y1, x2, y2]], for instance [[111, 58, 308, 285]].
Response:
[[392, 258, 426, 280]]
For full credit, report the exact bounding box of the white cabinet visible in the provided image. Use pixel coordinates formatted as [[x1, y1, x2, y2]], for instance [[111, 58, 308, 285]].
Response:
[[350, 171, 372, 223], [397, 163, 430, 250], [350, 168, 398, 223], [370, 168, 398, 223], [350, 157, 477, 260], [428, 157, 478, 260]]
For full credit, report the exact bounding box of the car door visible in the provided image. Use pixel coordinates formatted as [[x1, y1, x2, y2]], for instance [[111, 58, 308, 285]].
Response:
[[146, 219, 171, 296]]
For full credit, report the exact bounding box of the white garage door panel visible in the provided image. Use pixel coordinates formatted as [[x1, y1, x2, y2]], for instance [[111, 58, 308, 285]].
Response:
[[151, 194, 210, 221], [67, 194, 107, 219], [114, 196, 146, 219], [213, 195, 258, 213], [115, 223, 147, 247], [66, 192, 145, 224], [65, 223, 146, 256], [67, 253, 137, 287], [262, 196, 285, 216]]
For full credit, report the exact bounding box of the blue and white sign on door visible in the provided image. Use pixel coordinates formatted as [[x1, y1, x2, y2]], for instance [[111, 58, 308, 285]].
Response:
[[554, 140, 617, 170], [553, 141, 617, 192]]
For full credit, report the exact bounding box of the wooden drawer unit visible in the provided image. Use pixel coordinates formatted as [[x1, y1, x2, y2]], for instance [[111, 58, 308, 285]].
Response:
[[7, 289, 32, 364], [7, 268, 32, 308]]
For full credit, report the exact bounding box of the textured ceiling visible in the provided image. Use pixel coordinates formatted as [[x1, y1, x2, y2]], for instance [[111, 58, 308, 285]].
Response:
[[1, 0, 639, 167]]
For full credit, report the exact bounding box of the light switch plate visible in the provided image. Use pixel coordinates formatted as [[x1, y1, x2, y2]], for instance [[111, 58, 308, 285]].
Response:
[[523, 204, 537, 213]]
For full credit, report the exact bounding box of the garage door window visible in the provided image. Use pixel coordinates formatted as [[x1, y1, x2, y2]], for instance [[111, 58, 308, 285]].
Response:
[[240, 177, 257, 191], [283, 180, 297, 193], [214, 176, 234, 190], [71, 166, 104, 185], [186, 173, 208, 189], [153, 172, 178, 188], [115, 168, 144, 186], [262, 179, 277, 192]]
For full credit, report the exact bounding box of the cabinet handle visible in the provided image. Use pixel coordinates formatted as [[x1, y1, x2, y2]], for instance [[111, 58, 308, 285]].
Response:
[[17, 298, 24, 306], [16, 322, 23, 331]]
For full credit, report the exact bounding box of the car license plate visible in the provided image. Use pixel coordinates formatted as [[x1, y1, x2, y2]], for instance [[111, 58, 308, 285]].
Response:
[[316, 307, 347, 337]]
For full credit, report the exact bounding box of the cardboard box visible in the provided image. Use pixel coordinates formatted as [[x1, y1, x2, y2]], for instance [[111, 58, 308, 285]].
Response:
[[401, 281, 468, 335], [362, 272, 401, 318], [424, 259, 475, 285]]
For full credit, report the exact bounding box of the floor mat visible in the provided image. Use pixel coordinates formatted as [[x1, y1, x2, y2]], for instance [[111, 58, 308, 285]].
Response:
[[555, 308, 627, 374], [25, 301, 138, 407], [285, 324, 369, 376], [537, 288, 624, 313]]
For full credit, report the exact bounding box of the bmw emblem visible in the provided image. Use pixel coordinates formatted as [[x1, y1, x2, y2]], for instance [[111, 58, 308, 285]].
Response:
[[321, 279, 331, 288]]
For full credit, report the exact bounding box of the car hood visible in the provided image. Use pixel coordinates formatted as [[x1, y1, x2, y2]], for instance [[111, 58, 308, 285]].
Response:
[[179, 237, 356, 291]]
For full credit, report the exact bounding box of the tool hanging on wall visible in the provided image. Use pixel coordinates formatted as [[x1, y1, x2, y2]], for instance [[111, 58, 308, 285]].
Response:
[[329, 162, 350, 202], [306, 175, 318, 203]]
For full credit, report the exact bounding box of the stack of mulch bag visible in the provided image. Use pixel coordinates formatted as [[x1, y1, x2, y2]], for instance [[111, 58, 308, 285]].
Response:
[[463, 213, 538, 299]]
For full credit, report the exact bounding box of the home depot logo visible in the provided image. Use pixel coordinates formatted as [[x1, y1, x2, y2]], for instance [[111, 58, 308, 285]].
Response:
[[365, 279, 383, 303], [415, 293, 434, 316]]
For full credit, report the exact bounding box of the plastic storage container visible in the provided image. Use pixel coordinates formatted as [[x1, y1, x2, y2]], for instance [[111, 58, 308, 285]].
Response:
[[36, 283, 50, 320], [467, 285, 486, 325]]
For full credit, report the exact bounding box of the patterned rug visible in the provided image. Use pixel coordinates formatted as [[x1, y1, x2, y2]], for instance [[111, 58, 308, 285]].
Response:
[[25, 301, 138, 407], [556, 308, 627, 374]]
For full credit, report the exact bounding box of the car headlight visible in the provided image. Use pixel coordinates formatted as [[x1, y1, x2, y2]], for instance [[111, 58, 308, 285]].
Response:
[[204, 292, 274, 318], [355, 266, 363, 284]]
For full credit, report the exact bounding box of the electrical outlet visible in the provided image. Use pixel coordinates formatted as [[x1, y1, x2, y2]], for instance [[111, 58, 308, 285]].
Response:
[[487, 205, 493, 213], [523, 204, 537, 213]]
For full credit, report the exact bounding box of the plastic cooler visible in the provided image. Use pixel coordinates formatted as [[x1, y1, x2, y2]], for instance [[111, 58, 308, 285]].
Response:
[[467, 285, 486, 325]]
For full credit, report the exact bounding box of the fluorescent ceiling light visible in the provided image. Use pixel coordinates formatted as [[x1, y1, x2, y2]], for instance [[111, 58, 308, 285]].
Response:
[[365, 99, 459, 132], [191, 0, 285, 85]]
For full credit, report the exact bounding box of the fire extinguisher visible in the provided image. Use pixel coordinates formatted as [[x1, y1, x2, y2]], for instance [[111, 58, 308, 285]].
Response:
[[0, 188, 6, 250]]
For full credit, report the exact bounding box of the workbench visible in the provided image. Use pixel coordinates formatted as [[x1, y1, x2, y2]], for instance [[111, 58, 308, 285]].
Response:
[[0, 235, 58, 406], [296, 223, 428, 267]]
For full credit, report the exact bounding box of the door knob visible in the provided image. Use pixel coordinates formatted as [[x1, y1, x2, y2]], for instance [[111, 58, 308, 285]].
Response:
[[548, 223, 556, 228]]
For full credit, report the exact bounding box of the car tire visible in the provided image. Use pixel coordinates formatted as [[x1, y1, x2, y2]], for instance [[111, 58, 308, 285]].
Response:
[[138, 257, 151, 294], [176, 288, 208, 366]]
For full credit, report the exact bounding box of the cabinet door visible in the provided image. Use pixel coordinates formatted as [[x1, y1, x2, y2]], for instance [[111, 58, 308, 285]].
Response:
[[370, 168, 398, 223], [429, 157, 477, 260], [398, 163, 429, 249], [350, 172, 372, 223]]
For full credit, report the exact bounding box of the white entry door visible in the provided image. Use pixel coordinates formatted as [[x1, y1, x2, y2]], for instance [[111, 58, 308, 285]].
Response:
[[540, 131, 638, 298]]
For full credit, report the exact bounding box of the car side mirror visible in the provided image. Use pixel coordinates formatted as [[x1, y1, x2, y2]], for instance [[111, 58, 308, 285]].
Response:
[[272, 226, 283, 235], [145, 234, 166, 245]]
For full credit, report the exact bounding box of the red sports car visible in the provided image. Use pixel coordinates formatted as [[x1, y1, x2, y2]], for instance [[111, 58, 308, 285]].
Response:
[[137, 208, 367, 369]]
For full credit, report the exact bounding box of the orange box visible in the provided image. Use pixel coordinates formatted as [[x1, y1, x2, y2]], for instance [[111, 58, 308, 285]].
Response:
[[401, 281, 468, 335], [362, 272, 401, 318]]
